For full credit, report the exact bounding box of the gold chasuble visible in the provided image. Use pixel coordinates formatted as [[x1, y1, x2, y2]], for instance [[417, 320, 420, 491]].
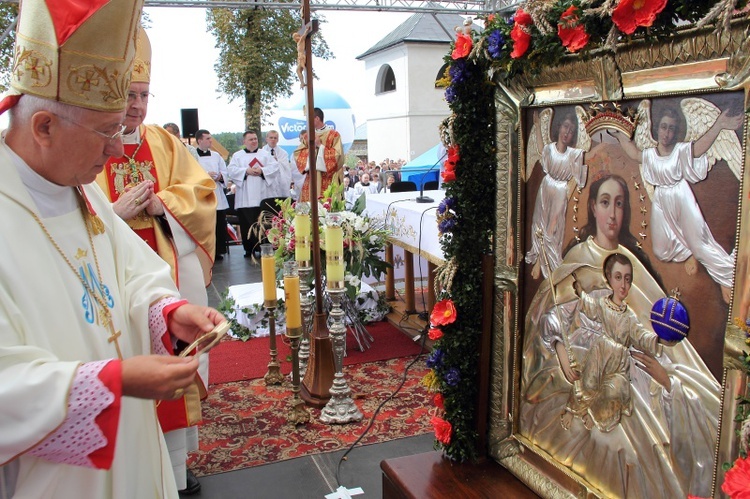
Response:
[[97, 125, 216, 287], [294, 127, 344, 202]]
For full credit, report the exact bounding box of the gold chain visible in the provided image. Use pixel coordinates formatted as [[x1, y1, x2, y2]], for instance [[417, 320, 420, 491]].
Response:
[[26, 190, 124, 358], [30, 207, 112, 323], [122, 138, 145, 164]]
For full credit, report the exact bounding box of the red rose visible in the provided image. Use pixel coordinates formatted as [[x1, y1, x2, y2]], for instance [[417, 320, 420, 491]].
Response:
[[446, 145, 459, 166], [433, 393, 444, 410], [514, 9, 532, 26], [430, 416, 452, 444], [451, 33, 473, 60], [722, 456, 750, 498], [431, 299, 457, 326], [510, 8, 533, 59], [428, 327, 443, 341], [557, 6, 589, 53], [441, 169, 456, 183], [612, 0, 668, 35]]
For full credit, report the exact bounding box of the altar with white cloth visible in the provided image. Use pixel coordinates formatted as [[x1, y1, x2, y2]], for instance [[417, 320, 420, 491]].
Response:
[[364, 190, 444, 317], [226, 281, 384, 348]]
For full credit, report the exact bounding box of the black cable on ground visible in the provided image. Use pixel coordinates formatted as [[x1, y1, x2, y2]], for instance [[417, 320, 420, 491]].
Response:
[[334, 329, 430, 490]]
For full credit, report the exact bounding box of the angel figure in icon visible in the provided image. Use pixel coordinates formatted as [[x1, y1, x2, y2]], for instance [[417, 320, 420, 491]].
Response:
[[611, 98, 743, 302], [525, 107, 602, 280]]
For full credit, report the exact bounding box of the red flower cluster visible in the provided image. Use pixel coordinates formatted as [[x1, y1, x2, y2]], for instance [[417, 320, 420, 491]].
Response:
[[510, 9, 533, 59], [431, 299, 457, 326], [428, 327, 443, 341], [612, 0, 668, 35], [451, 33, 473, 60], [441, 145, 459, 183], [433, 393, 444, 410], [430, 416, 452, 444], [557, 6, 589, 53], [722, 456, 750, 498]]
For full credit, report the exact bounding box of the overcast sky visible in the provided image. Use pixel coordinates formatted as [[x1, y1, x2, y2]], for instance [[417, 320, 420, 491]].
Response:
[[145, 7, 413, 133]]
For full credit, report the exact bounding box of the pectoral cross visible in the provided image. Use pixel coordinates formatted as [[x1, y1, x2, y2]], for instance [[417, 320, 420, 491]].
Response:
[[108, 328, 123, 359], [101, 312, 123, 360]]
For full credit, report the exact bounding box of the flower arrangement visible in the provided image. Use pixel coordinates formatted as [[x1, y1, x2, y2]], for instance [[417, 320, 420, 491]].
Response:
[[433, 0, 746, 468], [264, 181, 392, 302]]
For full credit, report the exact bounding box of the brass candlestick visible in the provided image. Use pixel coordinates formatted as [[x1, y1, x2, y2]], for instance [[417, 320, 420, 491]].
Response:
[[298, 262, 313, 378], [284, 261, 311, 424], [320, 286, 363, 424], [263, 301, 284, 386]]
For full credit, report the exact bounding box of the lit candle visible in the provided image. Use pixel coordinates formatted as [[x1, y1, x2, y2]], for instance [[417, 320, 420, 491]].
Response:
[[283, 261, 302, 330], [260, 244, 276, 305], [294, 202, 311, 263], [325, 213, 345, 286]]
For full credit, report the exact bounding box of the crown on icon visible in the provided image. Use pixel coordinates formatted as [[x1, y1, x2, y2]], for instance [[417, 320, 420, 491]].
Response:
[[584, 102, 637, 138]]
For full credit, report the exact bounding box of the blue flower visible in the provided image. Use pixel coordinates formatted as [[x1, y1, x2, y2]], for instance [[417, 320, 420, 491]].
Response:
[[427, 348, 444, 369], [487, 30, 505, 59], [445, 368, 460, 387], [444, 85, 456, 103], [438, 217, 457, 234], [444, 196, 456, 210], [449, 59, 468, 85]]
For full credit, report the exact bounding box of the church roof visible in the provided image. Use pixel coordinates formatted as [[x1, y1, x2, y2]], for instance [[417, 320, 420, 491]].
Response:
[[356, 11, 466, 60]]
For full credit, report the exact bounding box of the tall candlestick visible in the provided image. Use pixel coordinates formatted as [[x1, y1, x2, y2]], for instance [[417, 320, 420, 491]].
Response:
[[325, 213, 344, 286], [294, 202, 311, 263], [284, 261, 302, 330], [261, 244, 276, 306]]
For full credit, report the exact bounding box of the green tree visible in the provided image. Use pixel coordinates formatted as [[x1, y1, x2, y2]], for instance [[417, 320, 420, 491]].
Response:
[[0, 4, 19, 93], [208, 6, 332, 132], [213, 131, 243, 154]]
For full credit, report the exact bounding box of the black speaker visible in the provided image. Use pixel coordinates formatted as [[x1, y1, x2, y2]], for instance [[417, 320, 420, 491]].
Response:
[[180, 108, 199, 139]]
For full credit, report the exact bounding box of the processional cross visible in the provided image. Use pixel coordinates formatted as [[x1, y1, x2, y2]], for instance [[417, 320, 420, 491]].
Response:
[[294, 1, 336, 408]]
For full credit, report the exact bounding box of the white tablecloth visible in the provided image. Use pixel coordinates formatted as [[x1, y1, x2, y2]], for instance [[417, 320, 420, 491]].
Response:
[[227, 282, 285, 338], [364, 190, 445, 264]]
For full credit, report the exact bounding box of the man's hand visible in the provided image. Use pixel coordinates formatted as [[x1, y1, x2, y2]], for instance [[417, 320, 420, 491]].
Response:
[[121, 354, 199, 400], [145, 193, 165, 216], [112, 181, 154, 220], [168, 304, 225, 345]]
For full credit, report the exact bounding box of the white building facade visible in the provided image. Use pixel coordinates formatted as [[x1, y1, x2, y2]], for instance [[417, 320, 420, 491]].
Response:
[[357, 13, 464, 163]]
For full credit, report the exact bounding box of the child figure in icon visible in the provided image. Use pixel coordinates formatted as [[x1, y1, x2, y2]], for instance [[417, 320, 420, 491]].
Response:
[[558, 253, 672, 433], [525, 107, 600, 280], [613, 98, 743, 302]]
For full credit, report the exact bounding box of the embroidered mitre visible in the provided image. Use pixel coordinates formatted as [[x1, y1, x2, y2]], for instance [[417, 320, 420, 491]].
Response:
[[8, 0, 144, 112]]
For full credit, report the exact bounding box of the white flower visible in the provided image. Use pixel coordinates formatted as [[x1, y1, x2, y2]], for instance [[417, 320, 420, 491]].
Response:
[[354, 217, 369, 232], [369, 235, 380, 245], [349, 275, 361, 288]]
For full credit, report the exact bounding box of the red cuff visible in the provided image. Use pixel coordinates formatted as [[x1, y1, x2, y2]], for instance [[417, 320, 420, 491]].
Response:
[[88, 360, 122, 469], [161, 299, 188, 354]]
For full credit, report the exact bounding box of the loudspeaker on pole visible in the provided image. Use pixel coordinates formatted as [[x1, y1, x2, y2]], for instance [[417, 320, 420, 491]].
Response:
[[180, 108, 199, 139]]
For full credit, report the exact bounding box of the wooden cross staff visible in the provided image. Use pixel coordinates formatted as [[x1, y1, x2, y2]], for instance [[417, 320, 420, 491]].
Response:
[[298, 0, 335, 409]]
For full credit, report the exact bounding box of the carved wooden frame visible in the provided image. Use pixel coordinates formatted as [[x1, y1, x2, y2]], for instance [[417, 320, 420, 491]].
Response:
[[489, 17, 750, 498]]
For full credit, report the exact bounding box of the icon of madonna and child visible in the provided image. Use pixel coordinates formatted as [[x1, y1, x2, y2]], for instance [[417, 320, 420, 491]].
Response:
[[519, 94, 744, 498]]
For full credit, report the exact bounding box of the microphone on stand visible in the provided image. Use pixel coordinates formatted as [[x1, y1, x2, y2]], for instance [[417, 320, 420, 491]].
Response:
[[415, 149, 448, 204]]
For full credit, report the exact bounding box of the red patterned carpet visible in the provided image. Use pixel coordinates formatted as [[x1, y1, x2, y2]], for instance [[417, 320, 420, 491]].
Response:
[[189, 356, 431, 476], [209, 320, 424, 385]]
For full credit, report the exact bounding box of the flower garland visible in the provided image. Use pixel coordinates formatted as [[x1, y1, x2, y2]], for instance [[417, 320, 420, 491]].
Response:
[[429, 0, 748, 471], [476, 0, 746, 83]]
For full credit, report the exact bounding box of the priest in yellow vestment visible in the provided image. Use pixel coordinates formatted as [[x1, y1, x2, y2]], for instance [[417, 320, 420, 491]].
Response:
[[95, 28, 216, 495]]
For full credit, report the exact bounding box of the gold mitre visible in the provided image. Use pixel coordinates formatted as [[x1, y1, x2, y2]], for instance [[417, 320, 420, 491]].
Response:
[[131, 26, 151, 84], [8, 0, 144, 112]]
